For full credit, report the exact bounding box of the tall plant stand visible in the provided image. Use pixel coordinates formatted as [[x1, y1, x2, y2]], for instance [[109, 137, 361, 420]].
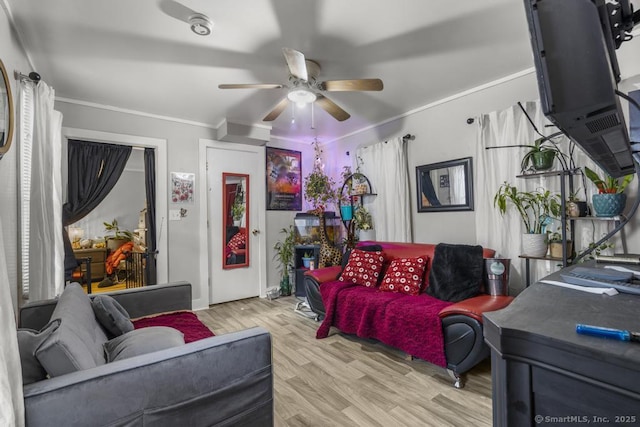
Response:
[[518, 168, 625, 287], [518, 169, 577, 287], [338, 173, 376, 248]]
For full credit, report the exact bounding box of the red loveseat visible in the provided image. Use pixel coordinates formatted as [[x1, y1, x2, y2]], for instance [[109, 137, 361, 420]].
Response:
[[304, 241, 513, 388]]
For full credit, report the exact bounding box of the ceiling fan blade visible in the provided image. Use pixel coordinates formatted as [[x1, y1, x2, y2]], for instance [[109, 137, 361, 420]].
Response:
[[282, 48, 308, 81], [315, 96, 351, 122], [263, 98, 290, 122], [322, 79, 384, 92], [218, 83, 284, 89]]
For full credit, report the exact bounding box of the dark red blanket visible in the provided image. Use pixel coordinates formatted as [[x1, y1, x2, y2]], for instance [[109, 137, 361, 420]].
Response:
[[317, 281, 453, 367], [133, 311, 215, 343]]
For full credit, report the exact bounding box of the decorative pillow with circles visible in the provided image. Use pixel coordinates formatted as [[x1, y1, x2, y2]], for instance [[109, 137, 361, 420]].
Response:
[[338, 248, 385, 288], [379, 256, 429, 295]]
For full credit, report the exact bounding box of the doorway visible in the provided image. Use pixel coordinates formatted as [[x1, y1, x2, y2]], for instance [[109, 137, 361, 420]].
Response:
[[61, 128, 169, 284], [199, 140, 266, 306]]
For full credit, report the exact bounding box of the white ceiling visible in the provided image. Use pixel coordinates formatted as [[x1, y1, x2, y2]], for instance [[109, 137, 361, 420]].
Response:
[[6, 0, 534, 142]]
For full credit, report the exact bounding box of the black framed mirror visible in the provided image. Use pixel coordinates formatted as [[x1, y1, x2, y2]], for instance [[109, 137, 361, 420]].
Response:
[[0, 59, 14, 160], [223, 172, 250, 269], [416, 157, 474, 212]]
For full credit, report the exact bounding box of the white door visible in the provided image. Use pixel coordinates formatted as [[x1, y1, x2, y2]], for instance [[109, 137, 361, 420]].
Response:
[[206, 142, 266, 304]]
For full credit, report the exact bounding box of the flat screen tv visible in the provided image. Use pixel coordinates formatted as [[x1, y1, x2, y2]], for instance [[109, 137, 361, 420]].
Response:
[[523, 0, 638, 177]]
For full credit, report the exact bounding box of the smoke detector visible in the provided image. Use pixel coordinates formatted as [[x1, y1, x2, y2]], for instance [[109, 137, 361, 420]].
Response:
[[189, 13, 213, 36]]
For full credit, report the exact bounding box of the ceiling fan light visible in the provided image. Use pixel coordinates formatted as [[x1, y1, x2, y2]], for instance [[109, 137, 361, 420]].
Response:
[[189, 13, 213, 36], [287, 88, 316, 107]]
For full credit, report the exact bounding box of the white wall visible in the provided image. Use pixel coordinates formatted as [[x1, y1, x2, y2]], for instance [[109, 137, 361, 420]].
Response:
[[55, 101, 215, 301], [326, 72, 540, 246], [57, 101, 312, 303], [0, 5, 32, 309]]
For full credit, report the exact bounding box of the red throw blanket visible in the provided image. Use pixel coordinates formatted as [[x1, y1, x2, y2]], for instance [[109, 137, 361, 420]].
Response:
[[317, 281, 453, 367], [132, 311, 215, 343]]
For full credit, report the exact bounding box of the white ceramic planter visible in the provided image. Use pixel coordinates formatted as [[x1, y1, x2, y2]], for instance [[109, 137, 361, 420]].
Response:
[[359, 229, 376, 242], [522, 233, 548, 257]]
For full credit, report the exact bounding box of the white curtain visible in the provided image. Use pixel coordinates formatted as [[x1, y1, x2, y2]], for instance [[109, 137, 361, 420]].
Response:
[[0, 219, 25, 426], [19, 80, 64, 301], [475, 101, 612, 290], [356, 137, 412, 242]]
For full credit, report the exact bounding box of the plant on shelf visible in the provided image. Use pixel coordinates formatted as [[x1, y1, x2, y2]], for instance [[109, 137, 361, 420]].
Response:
[[353, 205, 375, 241], [547, 227, 573, 259], [584, 167, 634, 217], [566, 188, 589, 217], [273, 225, 296, 296], [304, 140, 338, 211], [494, 182, 561, 257], [520, 137, 567, 173]]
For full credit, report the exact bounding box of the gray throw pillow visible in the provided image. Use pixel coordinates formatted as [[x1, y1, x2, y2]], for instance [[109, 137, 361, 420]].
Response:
[[104, 327, 185, 363], [17, 319, 61, 385], [91, 295, 134, 338]]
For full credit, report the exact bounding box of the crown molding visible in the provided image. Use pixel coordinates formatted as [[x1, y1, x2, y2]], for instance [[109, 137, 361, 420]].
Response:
[[55, 97, 219, 129], [325, 67, 537, 145]]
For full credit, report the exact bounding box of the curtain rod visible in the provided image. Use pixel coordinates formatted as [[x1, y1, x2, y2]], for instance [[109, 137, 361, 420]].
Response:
[[14, 70, 41, 83], [346, 133, 415, 155]]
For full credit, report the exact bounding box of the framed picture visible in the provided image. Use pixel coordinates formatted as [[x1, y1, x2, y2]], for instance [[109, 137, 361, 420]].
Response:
[[416, 157, 474, 212], [266, 147, 302, 211], [171, 172, 195, 204]]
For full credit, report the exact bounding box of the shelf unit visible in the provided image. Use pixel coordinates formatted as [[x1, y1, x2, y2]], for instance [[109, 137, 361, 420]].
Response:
[[518, 168, 624, 287], [338, 173, 376, 246], [293, 244, 320, 298], [518, 169, 576, 287]]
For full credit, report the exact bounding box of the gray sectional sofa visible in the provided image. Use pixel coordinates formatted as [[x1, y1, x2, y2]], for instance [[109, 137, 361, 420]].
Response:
[[18, 282, 273, 426]]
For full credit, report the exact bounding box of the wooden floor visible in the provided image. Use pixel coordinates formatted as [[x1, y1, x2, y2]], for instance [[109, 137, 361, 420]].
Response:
[[196, 296, 493, 427]]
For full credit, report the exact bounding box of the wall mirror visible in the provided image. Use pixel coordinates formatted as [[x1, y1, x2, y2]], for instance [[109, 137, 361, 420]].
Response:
[[0, 59, 14, 160], [416, 157, 474, 212], [223, 173, 250, 269]]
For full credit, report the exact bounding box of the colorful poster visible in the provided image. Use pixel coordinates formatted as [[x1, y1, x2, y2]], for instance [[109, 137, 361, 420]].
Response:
[[266, 147, 302, 210]]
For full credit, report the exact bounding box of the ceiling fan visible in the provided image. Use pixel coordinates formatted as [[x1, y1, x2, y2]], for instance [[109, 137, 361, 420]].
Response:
[[218, 48, 383, 122]]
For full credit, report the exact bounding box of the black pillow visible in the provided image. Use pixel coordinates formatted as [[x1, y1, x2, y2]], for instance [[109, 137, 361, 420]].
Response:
[[17, 319, 61, 385], [91, 295, 134, 338], [426, 243, 484, 302], [341, 244, 384, 270]]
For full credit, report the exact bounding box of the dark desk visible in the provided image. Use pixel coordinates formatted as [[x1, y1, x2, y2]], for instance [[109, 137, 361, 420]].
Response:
[[484, 266, 640, 426]]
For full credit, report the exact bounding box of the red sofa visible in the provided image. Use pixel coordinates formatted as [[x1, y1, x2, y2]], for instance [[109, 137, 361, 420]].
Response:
[[304, 241, 513, 388]]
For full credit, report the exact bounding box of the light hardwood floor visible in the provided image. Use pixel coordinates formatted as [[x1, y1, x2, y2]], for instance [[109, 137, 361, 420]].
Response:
[[196, 296, 493, 427]]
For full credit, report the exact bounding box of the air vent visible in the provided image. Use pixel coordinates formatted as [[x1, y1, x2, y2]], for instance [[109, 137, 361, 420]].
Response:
[[586, 113, 620, 134]]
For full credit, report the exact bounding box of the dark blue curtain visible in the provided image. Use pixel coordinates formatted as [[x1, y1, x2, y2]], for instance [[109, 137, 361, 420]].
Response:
[[420, 172, 441, 207], [144, 148, 157, 285], [63, 140, 132, 278]]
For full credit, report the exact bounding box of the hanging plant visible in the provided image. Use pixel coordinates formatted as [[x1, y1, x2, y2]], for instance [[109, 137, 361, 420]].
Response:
[[304, 140, 338, 210]]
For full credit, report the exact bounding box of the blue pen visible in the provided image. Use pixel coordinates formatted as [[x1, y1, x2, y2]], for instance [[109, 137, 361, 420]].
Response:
[[576, 324, 640, 342]]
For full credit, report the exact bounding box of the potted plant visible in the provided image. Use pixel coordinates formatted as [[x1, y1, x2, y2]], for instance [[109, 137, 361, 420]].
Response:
[[273, 225, 296, 296], [304, 140, 338, 211], [494, 182, 561, 257], [520, 137, 566, 173], [584, 167, 633, 217], [103, 219, 133, 251], [547, 229, 573, 259], [301, 251, 314, 269], [353, 205, 375, 242], [566, 189, 588, 218]]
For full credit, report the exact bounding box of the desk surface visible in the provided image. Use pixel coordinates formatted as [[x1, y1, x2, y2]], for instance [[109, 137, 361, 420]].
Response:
[[485, 264, 640, 368]]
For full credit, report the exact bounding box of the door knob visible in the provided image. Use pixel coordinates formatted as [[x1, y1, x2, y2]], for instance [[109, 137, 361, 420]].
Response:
[[252, 229, 260, 235]]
